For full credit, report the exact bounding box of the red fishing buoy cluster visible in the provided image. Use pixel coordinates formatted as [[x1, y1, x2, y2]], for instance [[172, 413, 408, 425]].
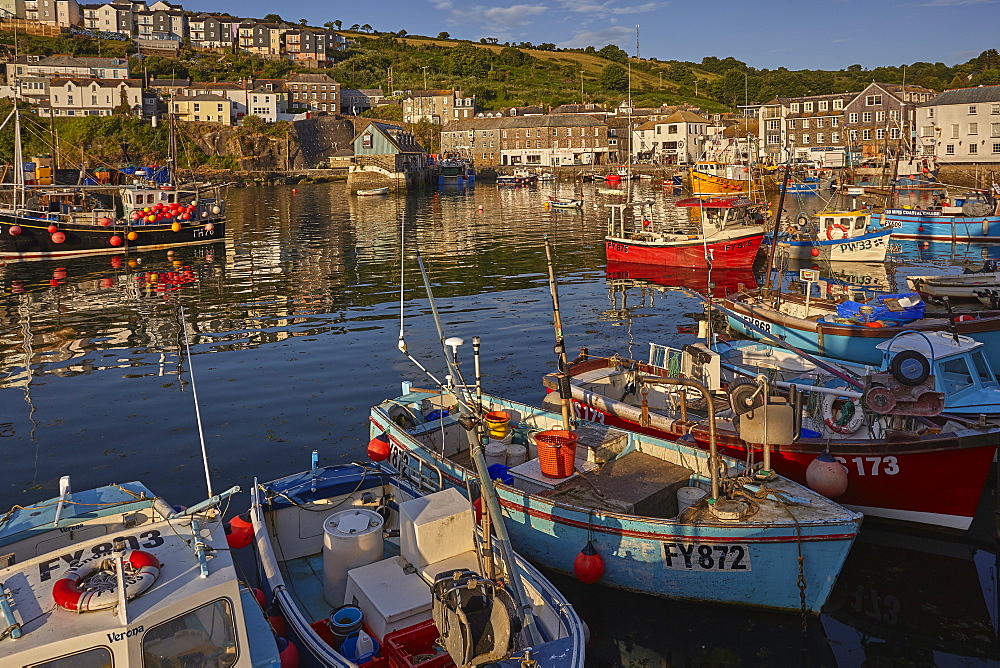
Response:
[[225, 512, 253, 549], [131, 202, 197, 223], [135, 267, 197, 294], [573, 539, 604, 584], [367, 433, 390, 462]]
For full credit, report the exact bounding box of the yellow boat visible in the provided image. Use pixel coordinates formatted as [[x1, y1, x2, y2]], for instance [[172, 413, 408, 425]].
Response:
[[689, 161, 751, 195]]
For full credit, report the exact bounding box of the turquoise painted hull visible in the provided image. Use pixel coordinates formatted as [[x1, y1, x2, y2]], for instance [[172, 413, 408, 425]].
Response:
[[372, 392, 862, 614]]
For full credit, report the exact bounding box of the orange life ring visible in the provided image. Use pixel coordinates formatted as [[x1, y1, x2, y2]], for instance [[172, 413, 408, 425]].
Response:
[[52, 549, 160, 612], [826, 224, 849, 240]]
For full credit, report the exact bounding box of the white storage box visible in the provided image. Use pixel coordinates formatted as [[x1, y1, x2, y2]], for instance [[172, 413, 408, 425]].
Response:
[[344, 556, 432, 641], [399, 487, 475, 570]]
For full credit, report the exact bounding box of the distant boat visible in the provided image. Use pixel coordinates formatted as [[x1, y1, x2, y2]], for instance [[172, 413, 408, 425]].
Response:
[[437, 157, 476, 186], [356, 187, 389, 196], [546, 196, 583, 209]]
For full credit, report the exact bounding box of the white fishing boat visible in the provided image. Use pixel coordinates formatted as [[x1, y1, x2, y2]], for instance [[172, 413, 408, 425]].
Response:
[[907, 260, 1000, 300], [0, 479, 281, 666], [767, 210, 892, 262], [356, 187, 389, 196], [249, 457, 586, 666]]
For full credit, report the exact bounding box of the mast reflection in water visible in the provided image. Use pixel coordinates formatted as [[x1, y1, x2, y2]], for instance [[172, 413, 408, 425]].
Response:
[[0, 181, 996, 664]]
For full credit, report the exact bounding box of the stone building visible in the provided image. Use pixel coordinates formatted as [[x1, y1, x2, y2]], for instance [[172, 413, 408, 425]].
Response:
[[439, 114, 608, 167], [402, 89, 475, 126]]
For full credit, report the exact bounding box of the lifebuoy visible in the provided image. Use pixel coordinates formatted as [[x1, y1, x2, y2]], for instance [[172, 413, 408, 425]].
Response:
[[826, 224, 849, 240], [820, 392, 865, 435], [53, 550, 160, 612]]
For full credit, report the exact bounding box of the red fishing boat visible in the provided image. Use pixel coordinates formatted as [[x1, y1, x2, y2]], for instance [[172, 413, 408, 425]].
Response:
[[604, 197, 766, 269], [542, 347, 999, 533]]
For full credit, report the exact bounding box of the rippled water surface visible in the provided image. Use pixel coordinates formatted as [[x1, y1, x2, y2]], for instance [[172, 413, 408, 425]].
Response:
[[1, 180, 997, 666]]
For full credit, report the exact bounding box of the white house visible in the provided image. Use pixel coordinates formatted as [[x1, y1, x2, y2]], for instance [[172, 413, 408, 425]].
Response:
[[42, 77, 143, 117], [630, 111, 709, 164], [916, 85, 1000, 164]]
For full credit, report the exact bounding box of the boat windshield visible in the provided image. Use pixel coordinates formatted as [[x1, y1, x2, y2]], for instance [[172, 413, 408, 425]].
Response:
[[142, 599, 239, 667], [971, 351, 997, 387], [33, 647, 112, 667], [853, 216, 867, 231], [940, 357, 975, 394]]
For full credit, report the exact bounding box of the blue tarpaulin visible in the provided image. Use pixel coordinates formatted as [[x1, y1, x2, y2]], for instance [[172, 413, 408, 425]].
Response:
[[835, 292, 925, 323]]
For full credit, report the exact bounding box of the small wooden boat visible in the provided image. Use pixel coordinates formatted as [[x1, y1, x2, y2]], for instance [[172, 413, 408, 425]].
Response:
[[605, 196, 767, 269], [543, 345, 1000, 532], [906, 260, 1000, 300], [250, 459, 585, 666], [767, 210, 893, 262], [0, 478, 281, 665], [546, 196, 583, 209], [356, 187, 389, 196], [371, 386, 862, 613]]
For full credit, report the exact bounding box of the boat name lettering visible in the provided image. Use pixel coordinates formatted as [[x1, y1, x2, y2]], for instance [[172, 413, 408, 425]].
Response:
[[107, 626, 144, 642], [59, 523, 85, 533], [606, 242, 629, 254], [740, 316, 771, 334], [38, 530, 165, 581], [837, 238, 876, 252], [193, 228, 216, 238], [662, 542, 751, 571], [882, 221, 903, 229], [834, 455, 899, 476], [572, 402, 606, 425], [724, 240, 755, 251], [886, 209, 939, 217]]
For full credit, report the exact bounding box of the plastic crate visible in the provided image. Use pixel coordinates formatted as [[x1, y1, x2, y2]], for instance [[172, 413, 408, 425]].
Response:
[[360, 657, 389, 668], [384, 620, 455, 668]]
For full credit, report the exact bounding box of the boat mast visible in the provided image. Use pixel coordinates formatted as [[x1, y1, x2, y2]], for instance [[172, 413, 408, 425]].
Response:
[[763, 140, 794, 298], [13, 102, 24, 211]]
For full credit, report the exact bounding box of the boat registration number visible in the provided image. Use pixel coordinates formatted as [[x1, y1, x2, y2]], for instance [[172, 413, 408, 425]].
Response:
[[662, 542, 751, 571]]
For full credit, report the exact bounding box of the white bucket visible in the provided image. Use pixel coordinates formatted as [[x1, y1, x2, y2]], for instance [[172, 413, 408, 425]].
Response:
[[676, 486, 708, 516], [506, 443, 528, 467], [484, 440, 507, 467], [526, 432, 541, 460]]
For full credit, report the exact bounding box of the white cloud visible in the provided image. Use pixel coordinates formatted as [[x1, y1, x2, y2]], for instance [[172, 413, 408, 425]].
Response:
[[430, 0, 454, 9], [559, 25, 634, 49], [449, 3, 548, 30], [552, 0, 662, 14], [920, 0, 995, 5]]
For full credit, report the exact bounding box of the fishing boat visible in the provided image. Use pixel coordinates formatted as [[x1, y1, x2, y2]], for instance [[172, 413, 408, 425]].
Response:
[[545, 196, 584, 209], [870, 191, 1000, 241], [437, 157, 476, 186], [0, 108, 226, 261], [906, 260, 1000, 300], [784, 177, 821, 194], [249, 457, 585, 667], [0, 478, 282, 666], [596, 187, 624, 196], [356, 187, 390, 196], [688, 161, 752, 195], [496, 170, 538, 187], [719, 287, 1000, 368], [766, 210, 893, 262], [541, 344, 999, 532], [370, 384, 862, 614], [604, 196, 767, 269]]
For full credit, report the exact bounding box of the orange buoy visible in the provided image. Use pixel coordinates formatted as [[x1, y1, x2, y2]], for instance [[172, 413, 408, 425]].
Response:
[[367, 433, 390, 462], [99, 217, 112, 226], [810, 248, 820, 257], [805, 452, 848, 498], [127, 231, 138, 241], [47, 224, 58, 233], [225, 512, 253, 549], [573, 540, 604, 584], [171, 222, 181, 232]]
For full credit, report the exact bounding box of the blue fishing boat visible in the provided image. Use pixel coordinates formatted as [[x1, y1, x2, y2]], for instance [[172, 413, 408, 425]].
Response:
[[720, 288, 1000, 368], [871, 192, 999, 241], [249, 459, 585, 667], [784, 177, 822, 194], [370, 385, 862, 614]]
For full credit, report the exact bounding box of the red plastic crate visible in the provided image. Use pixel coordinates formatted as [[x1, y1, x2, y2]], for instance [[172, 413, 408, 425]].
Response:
[[384, 620, 455, 668], [360, 657, 388, 668]]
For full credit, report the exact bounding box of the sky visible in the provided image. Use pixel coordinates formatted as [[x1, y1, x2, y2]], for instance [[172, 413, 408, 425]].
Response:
[[195, 0, 997, 71]]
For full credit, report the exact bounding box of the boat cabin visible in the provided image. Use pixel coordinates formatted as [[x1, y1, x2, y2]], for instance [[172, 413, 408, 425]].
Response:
[[789, 210, 874, 241], [120, 187, 194, 211]]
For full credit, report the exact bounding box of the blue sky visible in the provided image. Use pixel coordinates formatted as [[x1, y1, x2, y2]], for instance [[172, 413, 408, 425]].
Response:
[[194, 0, 997, 71]]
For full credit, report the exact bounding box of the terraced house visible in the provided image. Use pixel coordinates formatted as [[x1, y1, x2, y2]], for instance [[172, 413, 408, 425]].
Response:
[[286, 72, 339, 113], [440, 114, 609, 167], [842, 82, 935, 162], [402, 89, 475, 126], [915, 85, 1000, 164]]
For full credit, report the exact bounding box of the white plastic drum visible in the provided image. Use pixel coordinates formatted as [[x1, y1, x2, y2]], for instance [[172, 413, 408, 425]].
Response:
[[676, 486, 708, 516], [323, 509, 384, 606], [484, 440, 508, 467], [506, 443, 528, 467]]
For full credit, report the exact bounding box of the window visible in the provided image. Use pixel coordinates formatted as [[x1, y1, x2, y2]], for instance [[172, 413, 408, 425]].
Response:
[[362, 132, 372, 149], [790, 103, 800, 112], [30, 647, 112, 668], [142, 599, 238, 667], [862, 129, 871, 140], [993, 143, 1000, 153], [766, 120, 779, 131], [969, 105, 977, 114], [970, 144, 978, 154], [891, 128, 900, 139], [788, 119, 796, 129], [940, 357, 974, 394], [767, 134, 780, 144], [831, 117, 839, 127], [802, 134, 810, 144], [814, 118, 824, 128], [992, 123, 1000, 137], [969, 123, 978, 135], [816, 133, 825, 144], [833, 99, 843, 110], [865, 95, 882, 106], [848, 113, 858, 124], [819, 100, 829, 111], [862, 112, 872, 123], [921, 126, 934, 137], [802, 119, 810, 129], [850, 130, 857, 141], [875, 111, 885, 122], [946, 144, 955, 154], [889, 110, 899, 121], [993, 104, 1000, 115], [804, 102, 813, 112], [194, 103, 200, 112], [928, 108, 934, 118], [952, 124, 960, 138], [876, 129, 885, 139], [832, 132, 840, 143]]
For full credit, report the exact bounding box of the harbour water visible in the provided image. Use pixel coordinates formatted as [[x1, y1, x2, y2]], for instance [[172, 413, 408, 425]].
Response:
[[1, 181, 997, 665]]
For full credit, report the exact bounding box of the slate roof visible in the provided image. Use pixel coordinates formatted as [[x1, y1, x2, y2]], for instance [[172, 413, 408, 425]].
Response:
[[919, 85, 1000, 106], [662, 111, 709, 123], [355, 121, 425, 153], [50, 77, 141, 87], [174, 93, 231, 102]]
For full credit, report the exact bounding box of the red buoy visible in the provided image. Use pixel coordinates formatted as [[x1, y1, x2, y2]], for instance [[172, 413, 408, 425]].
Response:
[[9, 225, 22, 236], [277, 637, 300, 668], [810, 247, 820, 257], [472, 496, 483, 523], [367, 433, 390, 462], [109, 235, 123, 247], [225, 512, 254, 549], [266, 600, 287, 637], [47, 224, 58, 233], [805, 452, 848, 498], [573, 540, 604, 584], [51, 231, 66, 244], [917, 226, 924, 232], [954, 314, 975, 323], [99, 217, 112, 227], [252, 588, 267, 609]]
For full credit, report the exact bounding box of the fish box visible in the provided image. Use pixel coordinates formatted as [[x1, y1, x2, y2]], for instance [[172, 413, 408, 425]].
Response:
[[344, 556, 433, 641]]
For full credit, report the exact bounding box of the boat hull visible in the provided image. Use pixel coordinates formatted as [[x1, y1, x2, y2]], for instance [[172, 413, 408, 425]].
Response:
[[767, 229, 892, 262], [605, 230, 764, 269], [689, 170, 749, 194], [872, 209, 1000, 242], [0, 214, 225, 260]]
